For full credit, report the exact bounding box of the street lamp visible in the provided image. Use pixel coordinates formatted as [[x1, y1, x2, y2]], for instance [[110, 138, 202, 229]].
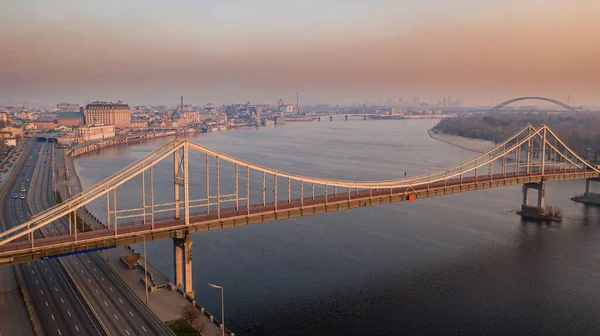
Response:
[[136, 234, 149, 306], [208, 283, 225, 336]]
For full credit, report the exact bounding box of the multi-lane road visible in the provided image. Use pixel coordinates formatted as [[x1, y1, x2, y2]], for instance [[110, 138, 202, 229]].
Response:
[[2, 141, 103, 335], [34, 142, 173, 335], [2, 140, 172, 335]]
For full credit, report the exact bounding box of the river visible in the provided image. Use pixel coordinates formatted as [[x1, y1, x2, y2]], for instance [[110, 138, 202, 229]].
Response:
[[74, 119, 600, 335]]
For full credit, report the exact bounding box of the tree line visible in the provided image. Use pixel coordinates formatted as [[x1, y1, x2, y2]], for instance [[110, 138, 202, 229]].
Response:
[[433, 112, 600, 164]]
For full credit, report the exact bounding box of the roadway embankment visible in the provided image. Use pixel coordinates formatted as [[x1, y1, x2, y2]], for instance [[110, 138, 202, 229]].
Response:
[[69, 128, 197, 158], [62, 150, 230, 335], [428, 128, 495, 153], [0, 139, 38, 336]]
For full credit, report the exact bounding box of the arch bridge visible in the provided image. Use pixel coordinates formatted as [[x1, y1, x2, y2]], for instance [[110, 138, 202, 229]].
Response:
[[0, 124, 599, 296], [490, 97, 579, 113]]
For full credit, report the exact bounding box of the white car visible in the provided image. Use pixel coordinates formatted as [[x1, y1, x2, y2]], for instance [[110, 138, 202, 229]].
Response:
[[20, 187, 26, 192]]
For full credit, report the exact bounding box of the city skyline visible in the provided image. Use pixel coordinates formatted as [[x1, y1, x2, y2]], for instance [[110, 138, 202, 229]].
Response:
[[1, 1, 599, 106]]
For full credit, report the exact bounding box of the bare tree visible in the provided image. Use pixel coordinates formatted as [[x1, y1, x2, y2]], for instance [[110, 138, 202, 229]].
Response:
[[180, 302, 200, 333]]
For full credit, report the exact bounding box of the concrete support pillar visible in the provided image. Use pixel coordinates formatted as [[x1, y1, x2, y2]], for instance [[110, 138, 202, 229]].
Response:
[[521, 182, 545, 215], [522, 185, 530, 206], [345, 115, 348, 121], [173, 238, 183, 287], [585, 178, 592, 195], [329, 116, 333, 121], [173, 235, 194, 298], [537, 183, 545, 209], [317, 117, 320, 121], [364, 116, 367, 120]]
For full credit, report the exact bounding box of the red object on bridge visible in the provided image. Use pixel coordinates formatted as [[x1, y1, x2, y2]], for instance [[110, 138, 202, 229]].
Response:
[[409, 194, 415, 202]]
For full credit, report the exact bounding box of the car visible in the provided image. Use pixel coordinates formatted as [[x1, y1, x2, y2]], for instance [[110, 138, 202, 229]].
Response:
[[20, 195, 25, 199], [25, 179, 30, 182], [12, 194, 17, 199], [20, 187, 26, 192], [22, 172, 26, 175]]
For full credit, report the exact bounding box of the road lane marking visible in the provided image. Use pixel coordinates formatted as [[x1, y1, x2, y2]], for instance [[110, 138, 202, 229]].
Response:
[[118, 298, 123, 304], [75, 325, 79, 332], [35, 279, 39, 284], [95, 289, 99, 294], [125, 329, 131, 335], [141, 326, 147, 332], [87, 278, 91, 283], [55, 286, 58, 292], [113, 314, 119, 320], [109, 287, 113, 292], [67, 310, 71, 317], [40, 290, 44, 295], [129, 311, 134, 317], [45, 301, 49, 306], [51, 314, 55, 321], [57, 329, 61, 335], [60, 298, 64, 303], [49, 277, 53, 282]]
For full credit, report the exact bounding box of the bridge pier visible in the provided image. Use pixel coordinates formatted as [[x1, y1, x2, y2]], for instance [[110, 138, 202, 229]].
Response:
[[572, 178, 600, 205], [329, 116, 333, 121], [519, 182, 561, 221], [519, 182, 546, 218], [173, 235, 194, 298], [363, 116, 367, 120], [345, 116, 348, 121], [317, 117, 320, 122]]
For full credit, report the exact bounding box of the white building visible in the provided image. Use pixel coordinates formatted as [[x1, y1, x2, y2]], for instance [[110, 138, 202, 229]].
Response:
[[76, 125, 115, 142]]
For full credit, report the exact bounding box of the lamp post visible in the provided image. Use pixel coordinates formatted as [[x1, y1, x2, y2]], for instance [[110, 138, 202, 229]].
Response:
[[208, 283, 224, 336], [136, 234, 149, 306]]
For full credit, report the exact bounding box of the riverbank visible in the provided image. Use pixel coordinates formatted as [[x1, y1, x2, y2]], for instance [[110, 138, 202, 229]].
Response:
[[428, 128, 495, 153], [69, 128, 198, 157], [60, 150, 229, 336]]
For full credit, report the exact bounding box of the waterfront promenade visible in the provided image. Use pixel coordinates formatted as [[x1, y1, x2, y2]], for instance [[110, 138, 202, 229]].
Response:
[[57, 148, 226, 336]]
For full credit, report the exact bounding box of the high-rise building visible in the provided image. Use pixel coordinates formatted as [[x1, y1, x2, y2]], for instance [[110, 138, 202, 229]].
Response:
[[84, 101, 131, 128]]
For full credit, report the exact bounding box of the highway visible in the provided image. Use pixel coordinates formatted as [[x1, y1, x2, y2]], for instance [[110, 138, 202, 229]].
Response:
[[31, 142, 172, 335], [2, 141, 103, 335]]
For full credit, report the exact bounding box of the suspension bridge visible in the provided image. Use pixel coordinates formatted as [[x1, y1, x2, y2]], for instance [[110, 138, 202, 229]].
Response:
[[0, 122, 599, 296]]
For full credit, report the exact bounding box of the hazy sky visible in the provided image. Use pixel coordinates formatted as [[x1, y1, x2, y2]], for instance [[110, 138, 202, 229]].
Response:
[[1, 0, 599, 106]]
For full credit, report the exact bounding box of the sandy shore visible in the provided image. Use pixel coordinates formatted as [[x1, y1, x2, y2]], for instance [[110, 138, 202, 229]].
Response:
[[428, 129, 495, 153]]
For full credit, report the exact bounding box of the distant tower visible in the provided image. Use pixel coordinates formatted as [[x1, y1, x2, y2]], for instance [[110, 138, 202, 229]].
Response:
[[181, 96, 184, 115], [296, 92, 299, 108]]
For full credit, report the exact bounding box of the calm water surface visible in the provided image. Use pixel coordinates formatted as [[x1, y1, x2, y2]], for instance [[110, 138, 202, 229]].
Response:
[[75, 120, 600, 335]]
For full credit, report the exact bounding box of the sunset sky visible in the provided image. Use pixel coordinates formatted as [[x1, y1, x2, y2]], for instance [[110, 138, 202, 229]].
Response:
[[1, 0, 599, 106]]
